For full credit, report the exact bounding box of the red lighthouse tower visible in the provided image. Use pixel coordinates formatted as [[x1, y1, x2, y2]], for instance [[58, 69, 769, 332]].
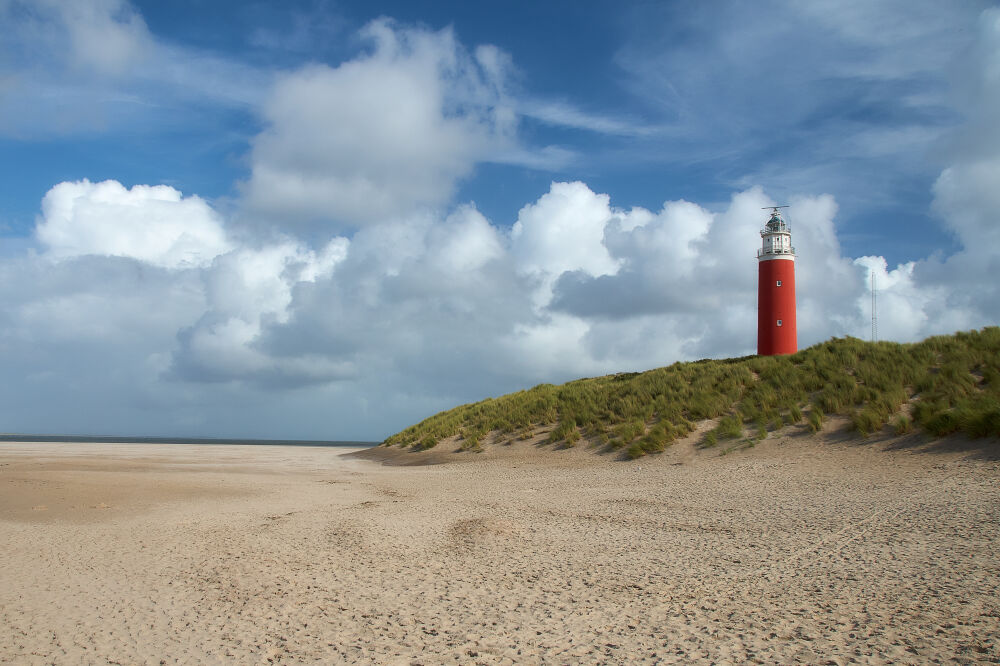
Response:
[[757, 206, 797, 355]]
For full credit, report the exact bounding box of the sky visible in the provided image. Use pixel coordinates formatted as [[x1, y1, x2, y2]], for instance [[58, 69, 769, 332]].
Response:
[[1, 0, 998, 440]]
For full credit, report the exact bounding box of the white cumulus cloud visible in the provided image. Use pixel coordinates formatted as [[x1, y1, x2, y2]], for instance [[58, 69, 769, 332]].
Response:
[[241, 18, 517, 230], [36, 179, 231, 269], [510, 181, 622, 307], [173, 237, 351, 385]]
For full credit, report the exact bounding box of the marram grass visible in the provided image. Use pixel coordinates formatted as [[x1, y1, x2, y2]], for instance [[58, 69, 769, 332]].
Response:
[[383, 327, 1000, 459]]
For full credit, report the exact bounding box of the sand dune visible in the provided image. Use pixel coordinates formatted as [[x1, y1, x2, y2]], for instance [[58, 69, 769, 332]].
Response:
[[1, 431, 998, 664]]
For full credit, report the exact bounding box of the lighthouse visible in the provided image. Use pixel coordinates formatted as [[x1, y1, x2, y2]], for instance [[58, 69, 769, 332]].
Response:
[[757, 206, 797, 355]]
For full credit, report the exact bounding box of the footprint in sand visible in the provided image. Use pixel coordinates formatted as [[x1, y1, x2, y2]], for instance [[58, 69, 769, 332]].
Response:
[[31, 505, 48, 511]]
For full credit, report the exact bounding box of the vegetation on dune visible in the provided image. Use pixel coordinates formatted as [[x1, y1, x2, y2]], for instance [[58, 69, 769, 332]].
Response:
[[383, 327, 1000, 458]]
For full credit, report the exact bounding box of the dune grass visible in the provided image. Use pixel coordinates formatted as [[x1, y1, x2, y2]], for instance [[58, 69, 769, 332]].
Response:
[[383, 327, 1000, 458]]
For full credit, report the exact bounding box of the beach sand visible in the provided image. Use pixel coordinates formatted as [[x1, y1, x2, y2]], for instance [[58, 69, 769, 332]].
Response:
[[1, 428, 998, 664]]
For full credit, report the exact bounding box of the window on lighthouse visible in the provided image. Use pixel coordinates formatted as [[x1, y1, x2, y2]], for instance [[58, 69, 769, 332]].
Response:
[[777, 320, 783, 327], [776, 280, 782, 287]]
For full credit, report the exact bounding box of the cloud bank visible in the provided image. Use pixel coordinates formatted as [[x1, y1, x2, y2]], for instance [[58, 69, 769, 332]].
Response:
[[4, 166, 996, 439]]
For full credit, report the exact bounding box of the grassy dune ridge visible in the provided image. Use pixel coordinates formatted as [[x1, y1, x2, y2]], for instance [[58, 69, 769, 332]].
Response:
[[384, 327, 1000, 458]]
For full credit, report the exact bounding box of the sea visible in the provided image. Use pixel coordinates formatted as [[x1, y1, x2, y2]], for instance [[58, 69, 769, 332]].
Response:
[[0, 434, 377, 448]]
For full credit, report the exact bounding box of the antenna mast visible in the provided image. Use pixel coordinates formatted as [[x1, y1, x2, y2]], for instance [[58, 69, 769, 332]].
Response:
[[871, 272, 878, 343]]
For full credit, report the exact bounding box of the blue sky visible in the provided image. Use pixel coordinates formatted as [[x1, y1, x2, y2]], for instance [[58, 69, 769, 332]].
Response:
[[1, 0, 998, 439]]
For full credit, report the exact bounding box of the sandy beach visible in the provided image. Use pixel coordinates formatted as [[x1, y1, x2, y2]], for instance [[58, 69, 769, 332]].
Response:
[[1, 428, 998, 664]]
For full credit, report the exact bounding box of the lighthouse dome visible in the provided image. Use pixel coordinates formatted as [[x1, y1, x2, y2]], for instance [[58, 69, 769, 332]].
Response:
[[765, 212, 789, 233]]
